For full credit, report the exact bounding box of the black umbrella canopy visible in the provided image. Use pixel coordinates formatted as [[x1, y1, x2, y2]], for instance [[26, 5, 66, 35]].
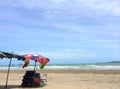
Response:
[[0, 51, 26, 61], [0, 52, 7, 58]]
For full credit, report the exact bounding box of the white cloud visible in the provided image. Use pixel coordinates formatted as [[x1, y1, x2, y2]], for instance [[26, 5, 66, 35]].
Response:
[[76, 0, 120, 17], [1, 0, 120, 18]]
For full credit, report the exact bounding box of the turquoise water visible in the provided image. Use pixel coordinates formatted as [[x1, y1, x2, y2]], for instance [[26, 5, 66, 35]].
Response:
[[0, 63, 120, 70], [46, 63, 120, 70]]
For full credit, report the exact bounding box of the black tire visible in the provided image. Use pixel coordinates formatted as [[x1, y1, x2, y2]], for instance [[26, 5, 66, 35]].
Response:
[[34, 73, 40, 78], [22, 71, 42, 87], [21, 83, 27, 87]]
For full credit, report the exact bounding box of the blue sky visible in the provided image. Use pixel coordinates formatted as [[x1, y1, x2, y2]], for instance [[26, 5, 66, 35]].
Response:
[[0, 0, 120, 64]]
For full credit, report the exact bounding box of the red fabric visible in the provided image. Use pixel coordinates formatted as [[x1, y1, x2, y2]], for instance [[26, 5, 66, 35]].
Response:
[[34, 78, 40, 84], [22, 58, 30, 68]]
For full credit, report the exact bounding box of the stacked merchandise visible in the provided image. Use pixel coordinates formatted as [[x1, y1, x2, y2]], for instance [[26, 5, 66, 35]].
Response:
[[21, 71, 45, 87]]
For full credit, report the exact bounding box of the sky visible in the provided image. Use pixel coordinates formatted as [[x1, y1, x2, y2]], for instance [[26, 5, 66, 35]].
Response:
[[0, 0, 120, 64]]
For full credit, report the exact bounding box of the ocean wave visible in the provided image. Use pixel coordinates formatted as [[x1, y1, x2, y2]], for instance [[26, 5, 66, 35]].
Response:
[[45, 65, 120, 70], [0, 64, 120, 70]]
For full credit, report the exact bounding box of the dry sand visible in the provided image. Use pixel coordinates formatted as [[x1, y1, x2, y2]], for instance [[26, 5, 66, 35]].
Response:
[[0, 70, 120, 89]]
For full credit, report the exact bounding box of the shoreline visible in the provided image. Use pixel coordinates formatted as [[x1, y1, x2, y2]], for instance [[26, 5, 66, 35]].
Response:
[[0, 70, 120, 74]]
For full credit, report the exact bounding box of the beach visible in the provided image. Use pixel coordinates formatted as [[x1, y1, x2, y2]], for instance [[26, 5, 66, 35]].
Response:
[[0, 70, 120, 89]]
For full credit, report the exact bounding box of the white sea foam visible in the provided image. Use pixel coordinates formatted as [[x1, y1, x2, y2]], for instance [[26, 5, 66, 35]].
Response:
[[0, 64, 120, 70], [45, 65, 120, 70], [0, 66, 40, 70]]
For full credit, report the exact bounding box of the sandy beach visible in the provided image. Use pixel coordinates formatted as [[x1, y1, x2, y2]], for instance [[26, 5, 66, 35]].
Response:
[[0, 70, 120, 89]]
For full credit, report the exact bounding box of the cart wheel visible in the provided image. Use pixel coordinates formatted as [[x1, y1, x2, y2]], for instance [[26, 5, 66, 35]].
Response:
[[40, 80, 45, 87]]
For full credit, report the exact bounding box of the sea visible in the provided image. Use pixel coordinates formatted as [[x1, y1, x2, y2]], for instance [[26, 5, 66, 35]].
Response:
[[0, 63, 120, 70]]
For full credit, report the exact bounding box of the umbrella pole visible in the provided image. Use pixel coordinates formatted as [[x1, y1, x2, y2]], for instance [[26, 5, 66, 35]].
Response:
[[5, 58, 12, 88], [34, 60, 37, 71]]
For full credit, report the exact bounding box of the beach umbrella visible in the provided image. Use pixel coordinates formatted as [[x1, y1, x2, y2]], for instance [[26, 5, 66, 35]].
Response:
[[22, 54, 50, 70], [0, 51, 50, 88]]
